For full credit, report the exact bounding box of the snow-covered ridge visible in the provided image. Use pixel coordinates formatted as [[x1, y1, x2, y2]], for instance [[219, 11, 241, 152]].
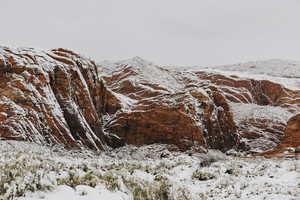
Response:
[[100, 56, 183, 92], [101, 58, 300, 90], [208, 59, 300, 90], [99, 56, 156, 75], [165, 59, 300, 90], [168, 59, 300, 78], [213, 59, 300, 78], [0, 46, 94, 71]]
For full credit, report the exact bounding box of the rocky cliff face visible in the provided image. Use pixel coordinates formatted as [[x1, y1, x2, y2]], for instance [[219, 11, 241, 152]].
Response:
[[0, 47, 107, 150], [1, 46, 299, 154], [100, 58, 239, 151], [100, 58, 300, 153], [266, 114, 300, 156]]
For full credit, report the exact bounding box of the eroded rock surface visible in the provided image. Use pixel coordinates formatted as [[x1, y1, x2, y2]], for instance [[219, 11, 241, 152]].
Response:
[[1, 46, 299, 154], [100, 58, 300, 152], [274, 114, 300, 155], [0, 47, 107, 150]]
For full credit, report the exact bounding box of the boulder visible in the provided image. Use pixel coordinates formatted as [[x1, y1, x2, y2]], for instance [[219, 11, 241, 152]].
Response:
[[295, 147, 300, 154]]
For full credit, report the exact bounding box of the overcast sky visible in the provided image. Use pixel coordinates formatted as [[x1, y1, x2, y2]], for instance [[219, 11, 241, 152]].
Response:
[[1, 0, 300, 66]]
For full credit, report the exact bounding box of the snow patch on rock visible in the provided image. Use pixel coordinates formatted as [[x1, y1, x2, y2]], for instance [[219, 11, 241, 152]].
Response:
[[229, 102, 293, 124]]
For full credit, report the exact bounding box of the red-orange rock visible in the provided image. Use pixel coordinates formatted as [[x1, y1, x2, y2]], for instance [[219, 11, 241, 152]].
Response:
[[278, 114, 300, 150], [0, 112, 7, 121], [1, 47, 300, 154], [100, 58, 300, 153], [259, 114, 300, 157], [0, 46, 106, 150], [100, 58, 239, 151]]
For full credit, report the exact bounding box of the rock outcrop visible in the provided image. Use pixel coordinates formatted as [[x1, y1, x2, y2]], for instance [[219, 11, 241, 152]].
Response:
[[284, 114, 300, 147], [259, 114, 300, 157], [275, 114, 300, 154], [1, 46, 299, 154], [0, 47, 107, 150], [100, 58, 300, 153], [100, 58, 240, 151]]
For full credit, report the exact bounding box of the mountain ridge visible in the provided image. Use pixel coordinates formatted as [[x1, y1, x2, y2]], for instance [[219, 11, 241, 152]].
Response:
[[0, 46, 299, 156]]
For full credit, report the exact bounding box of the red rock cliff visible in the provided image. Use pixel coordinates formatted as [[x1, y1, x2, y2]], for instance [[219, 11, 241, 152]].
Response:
[[100, 58, 300, 153], [0, 47, 107, 150], [1, 47, 299, 154]]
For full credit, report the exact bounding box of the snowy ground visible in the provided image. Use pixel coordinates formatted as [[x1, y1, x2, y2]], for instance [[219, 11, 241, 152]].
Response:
[[0, 141, 299, 200]]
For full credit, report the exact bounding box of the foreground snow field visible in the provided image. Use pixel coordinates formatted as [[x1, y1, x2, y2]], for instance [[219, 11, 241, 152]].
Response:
[[0, 141, 299, 200]]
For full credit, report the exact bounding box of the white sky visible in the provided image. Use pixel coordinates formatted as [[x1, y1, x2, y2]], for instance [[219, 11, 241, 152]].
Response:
[[1, 0, 300, 66]]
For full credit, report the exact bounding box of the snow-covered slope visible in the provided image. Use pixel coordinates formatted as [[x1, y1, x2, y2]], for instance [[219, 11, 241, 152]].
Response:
[[1, 141, 299, 200], [170, 59, 300, 90], [229, 103, 293, 125], [213, 59, 300, 78], [100, 56, 183, 93]]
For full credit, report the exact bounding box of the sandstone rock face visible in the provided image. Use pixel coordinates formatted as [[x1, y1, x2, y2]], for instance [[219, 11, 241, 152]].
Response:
[[1, 46, 299, 154], [100, 58, 300, 152], [99, 58, 242, 151], [0, 47, 107, 150], [260, 114, 300, 157], [280, 114, 300, 150], [194, 72, 299, 153], [202, 61, 300, 153]]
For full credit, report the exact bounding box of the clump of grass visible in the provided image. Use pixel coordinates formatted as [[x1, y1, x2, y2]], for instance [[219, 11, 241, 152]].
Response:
[[0, 151, 123, 199], [0, 157, 54, 199], [192, 170, 215, 181], [122, 176, 171, 200], [199, 150, 225, 167], [56, 171, 120, 191], [99, 172, 120, 191]]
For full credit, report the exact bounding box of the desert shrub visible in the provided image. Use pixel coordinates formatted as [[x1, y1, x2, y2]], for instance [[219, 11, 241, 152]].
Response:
[[56, 170, 120, 191], [192, 170, 215, 181], [199, 150, 226, 167], [122, 176, 171, 200], [0, 157, 54, 200], [99, 172, 120, 191]]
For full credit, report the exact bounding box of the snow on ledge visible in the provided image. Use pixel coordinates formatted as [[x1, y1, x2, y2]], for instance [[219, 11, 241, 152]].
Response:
[[229, 102, 293, 124]]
